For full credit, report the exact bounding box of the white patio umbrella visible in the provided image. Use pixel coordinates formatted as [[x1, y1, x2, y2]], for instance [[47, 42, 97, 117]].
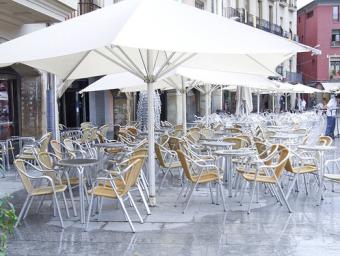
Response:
[[0, 0, 320, 206]]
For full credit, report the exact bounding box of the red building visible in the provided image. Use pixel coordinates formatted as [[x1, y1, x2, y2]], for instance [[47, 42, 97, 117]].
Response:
[[297, 0, 340, 87]]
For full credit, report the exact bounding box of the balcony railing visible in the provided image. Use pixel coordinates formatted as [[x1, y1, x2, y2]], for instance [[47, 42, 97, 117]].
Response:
[[66, 1, 102, 19], [286, 71, 303, 83], [331, 41, 340, 47], [225, 7, 298, 42]]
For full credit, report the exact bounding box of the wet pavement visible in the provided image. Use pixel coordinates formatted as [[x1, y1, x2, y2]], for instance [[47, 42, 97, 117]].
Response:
[[2, 139, 340, 256]]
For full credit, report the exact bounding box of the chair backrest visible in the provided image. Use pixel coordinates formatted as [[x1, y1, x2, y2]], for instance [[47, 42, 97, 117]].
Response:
[[168, 136, 181, 151], [127, 127, 138, 137], [223, 137, 248, 149], [14, 159, 33, 193], [176, 150, 193, 182], [63, 139, 75, 151], [201, 128, 214, 139], [81, 122, 92, 129], [38, 152, 54, 169], [50, 140, 62, 159], [226, 128, 242, 134], [99, 124, 109, 138], [159, 134, 170, 146], [155, 143, 166, 168], [80, 128, 92, 143], [319, 136, 333, 146], [188, 127, 200, 133], [186, 131, 200, 143], [121, 159, 143, 195], [255, 142, 278, 165], [237, 135, 252, 146], [273, 147, 290, 178], [89, 127, 98, 142], [39, 132, 52, 152], [132, 148, 148, 158]]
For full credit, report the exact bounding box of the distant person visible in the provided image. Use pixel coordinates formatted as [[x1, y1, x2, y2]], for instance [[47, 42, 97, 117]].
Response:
[[300, 98, 306, 111], [325, 93, 337, 139]]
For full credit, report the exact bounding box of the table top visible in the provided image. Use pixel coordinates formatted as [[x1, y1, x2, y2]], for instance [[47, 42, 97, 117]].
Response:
[[270, 134, 302, 139], [201, 141, 235, 147], [215, 149, 256, 156], [298, 145, 336, 152], [93, 142, 126, 148], [57, 158, 99, 167]]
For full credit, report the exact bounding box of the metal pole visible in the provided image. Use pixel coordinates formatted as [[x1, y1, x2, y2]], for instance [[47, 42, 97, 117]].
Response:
[[257, 94, 260, 114], [285, 93, 288, 112], [146, 50, 156, 206], [205, 85, 210, 126], [181, 77, 187, 135], [272, 94, 275, 113]]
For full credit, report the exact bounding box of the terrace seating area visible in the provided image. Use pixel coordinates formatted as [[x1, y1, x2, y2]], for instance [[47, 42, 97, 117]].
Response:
[[2, 111, 340, 255]]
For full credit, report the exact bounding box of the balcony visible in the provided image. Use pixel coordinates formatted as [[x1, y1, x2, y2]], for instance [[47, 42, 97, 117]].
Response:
[[225, 7, 299, 42], [279, 0, 288, 7], [66, 1, 102, 19], [286, 71, 303, 83], [288, 1, 297, 12], [331, 41, 340, 47]]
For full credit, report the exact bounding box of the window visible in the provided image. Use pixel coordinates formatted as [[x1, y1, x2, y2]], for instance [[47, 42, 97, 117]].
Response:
[[330, 58, 340, 79], [332, 29, 340, 46], [195, 0, 204, 10], [269, 5, 273, 24], [258, 0, 263, 19], [307, 11, 313, 18], [333, 6, 339, 21]]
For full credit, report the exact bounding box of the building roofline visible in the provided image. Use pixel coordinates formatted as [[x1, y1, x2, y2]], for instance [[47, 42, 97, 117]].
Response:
[[298, 0, 340, 14]]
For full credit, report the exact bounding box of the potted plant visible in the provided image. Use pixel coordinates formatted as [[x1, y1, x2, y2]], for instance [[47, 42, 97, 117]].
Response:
[[0, 196, 16, 256]]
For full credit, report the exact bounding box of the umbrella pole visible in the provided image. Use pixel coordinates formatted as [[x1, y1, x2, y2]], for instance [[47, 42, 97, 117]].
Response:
[[147, 51, 156, 206], [285, 93, 288, 112], [272, 94, 275, 113], [205, 87, 209, 126], [257, 94, 260, 114], [181, 77, 187, 135]]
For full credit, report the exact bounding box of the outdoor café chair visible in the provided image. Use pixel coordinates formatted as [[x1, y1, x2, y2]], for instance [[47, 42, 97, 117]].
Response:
[[175, 150, 227, 213], [86, 159, 144, 233], [14, 159, 69, 228]]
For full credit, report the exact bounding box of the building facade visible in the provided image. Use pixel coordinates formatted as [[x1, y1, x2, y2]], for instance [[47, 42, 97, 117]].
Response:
[[58, 0, 301, 129], [0, 0, 75, 139], [297, 0, 340, 86]]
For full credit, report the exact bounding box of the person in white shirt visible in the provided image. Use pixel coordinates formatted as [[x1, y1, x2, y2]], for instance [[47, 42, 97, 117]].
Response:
[[325, 94, 337, 139], [300, 98, 306, 111]]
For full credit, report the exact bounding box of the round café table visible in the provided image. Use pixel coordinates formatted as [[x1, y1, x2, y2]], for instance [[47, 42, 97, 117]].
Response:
[[215, 149, 256, 197], [200, 141, 234, 149], [298, 145, 336, 206], [57, 158, 99, 224]]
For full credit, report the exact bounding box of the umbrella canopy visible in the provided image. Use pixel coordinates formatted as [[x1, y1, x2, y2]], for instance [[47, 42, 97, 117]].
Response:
[[0, 0, 318, 89], [0, 0, 320, 206], [322, 82, 340, 92]]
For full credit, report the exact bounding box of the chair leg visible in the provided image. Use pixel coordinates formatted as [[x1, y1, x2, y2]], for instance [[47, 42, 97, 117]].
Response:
[[239, 181, 247, 206], [97, 197, 104, 220], [183, 183, 197, 214], [303, 174, 308, 195], [23, 196, 34, 219], [208, 182, 215, 204], [15, 195, 30, 228], [219, 182, 228, 212], [127, 192, 143, 224], [276, 183, 293, 213], [247, 181, 257, 214], [62, 192, 70, 218], [85, 193, 95, 231], [158, 168, 170, 193], [53, 192, 64, 228], [175, 182, 187, 207], [36, 195, 45, 214], [137, 183, 151, 215], [117, 196, 135, 233], [65, 172, 77, 217], [140, 172, 150, 198], [285, 175, 298, 200]]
